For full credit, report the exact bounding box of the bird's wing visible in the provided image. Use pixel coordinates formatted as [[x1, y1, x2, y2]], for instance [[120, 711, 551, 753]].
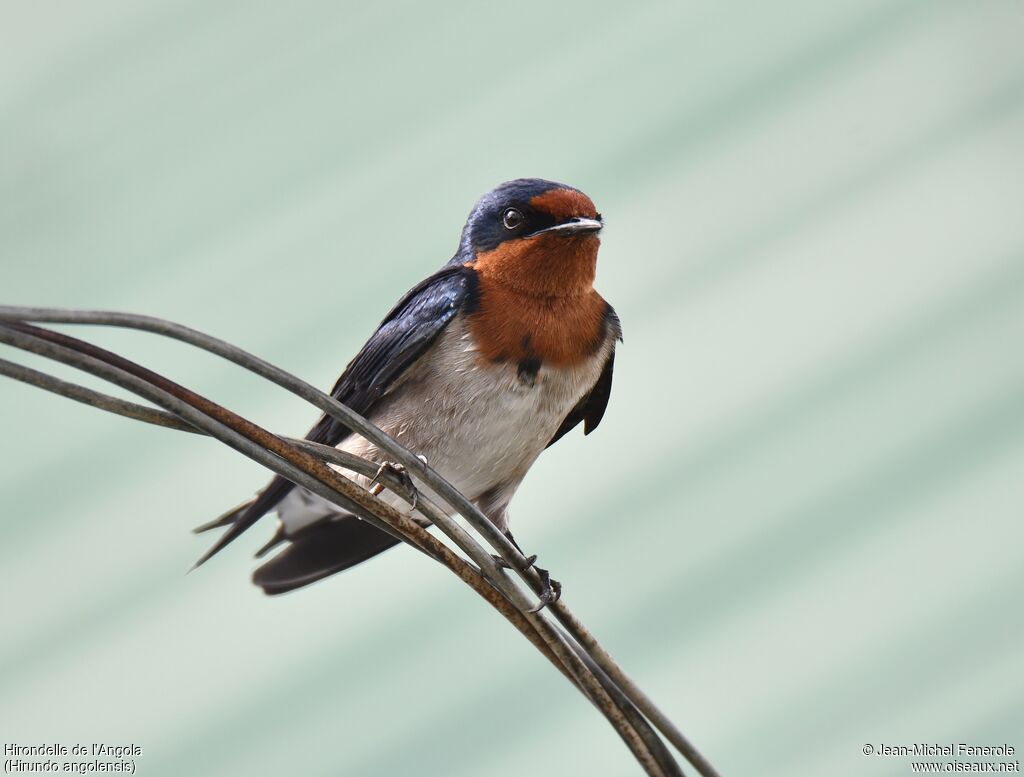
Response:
[[306, 263, 472, 446], [546, 305, 621, 448], [194, 264, 473, 566]]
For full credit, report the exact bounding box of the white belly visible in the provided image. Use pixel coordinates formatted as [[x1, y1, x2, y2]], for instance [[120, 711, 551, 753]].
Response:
[[277, 316, 610, 533]]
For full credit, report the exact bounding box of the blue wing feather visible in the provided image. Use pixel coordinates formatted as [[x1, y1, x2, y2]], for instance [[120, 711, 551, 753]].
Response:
[[194, 264, 473, 566], [546, 304, 621, 448], [311, 264, 471, 444]]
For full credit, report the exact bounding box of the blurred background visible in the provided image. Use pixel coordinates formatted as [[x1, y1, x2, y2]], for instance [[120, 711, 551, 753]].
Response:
[[2, 1, 1022, 775]]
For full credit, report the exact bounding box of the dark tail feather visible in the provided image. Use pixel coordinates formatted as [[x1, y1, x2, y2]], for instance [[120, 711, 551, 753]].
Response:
[[193, 476, 296, 569], [253, 517, 401, 595], [193, 500, 254, 534], [254, 525, 287, 558]]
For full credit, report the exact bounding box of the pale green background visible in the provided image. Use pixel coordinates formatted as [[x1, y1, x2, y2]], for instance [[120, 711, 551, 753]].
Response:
[[2, 1, 1023, 775]]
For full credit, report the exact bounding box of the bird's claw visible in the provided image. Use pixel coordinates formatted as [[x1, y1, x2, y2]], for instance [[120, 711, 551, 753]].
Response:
[[528, 566, 562, 613], [491, 553, 511, 569], [493, 530, 560, 612], [490, 552, 561, 612], [369, 461, 418, 508], [490, 552, 537, 571]]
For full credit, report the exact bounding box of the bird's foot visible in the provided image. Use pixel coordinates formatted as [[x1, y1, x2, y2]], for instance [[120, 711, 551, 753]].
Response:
[[489, 551, 561, 612], [369, 461, 418, 509], [491, 553, 537, 570], [528, 565, 562, 613]]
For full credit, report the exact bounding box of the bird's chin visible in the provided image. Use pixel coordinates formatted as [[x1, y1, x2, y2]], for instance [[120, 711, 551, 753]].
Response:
[[569, 233, 601, 250], [557, 232, 602, 244], [573, 233, 601, 251], [472, 230, 600, 297]]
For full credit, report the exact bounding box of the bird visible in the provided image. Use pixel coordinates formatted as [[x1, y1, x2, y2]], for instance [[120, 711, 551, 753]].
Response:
[[194, 178, 621, 601]]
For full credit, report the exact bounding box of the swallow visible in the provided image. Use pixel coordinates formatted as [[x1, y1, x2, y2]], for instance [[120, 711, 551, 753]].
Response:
[[194, 178, 621, 601]]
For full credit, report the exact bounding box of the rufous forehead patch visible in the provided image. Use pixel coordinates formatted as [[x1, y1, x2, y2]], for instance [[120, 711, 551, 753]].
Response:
[[529, 188, 597, 221]]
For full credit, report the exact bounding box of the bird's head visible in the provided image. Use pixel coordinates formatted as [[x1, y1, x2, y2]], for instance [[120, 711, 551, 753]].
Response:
[[458, 178, 603, 297]]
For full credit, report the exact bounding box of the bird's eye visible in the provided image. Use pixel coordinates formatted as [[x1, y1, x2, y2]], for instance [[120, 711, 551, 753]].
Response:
[[502, 208, 524, 230]]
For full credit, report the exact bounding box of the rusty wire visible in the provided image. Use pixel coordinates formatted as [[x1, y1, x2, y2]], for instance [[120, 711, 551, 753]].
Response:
[[0, 305, 720, 777]]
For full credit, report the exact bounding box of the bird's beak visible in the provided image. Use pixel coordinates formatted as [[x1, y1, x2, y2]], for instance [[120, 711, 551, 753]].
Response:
[[533, 217, 604, 236]]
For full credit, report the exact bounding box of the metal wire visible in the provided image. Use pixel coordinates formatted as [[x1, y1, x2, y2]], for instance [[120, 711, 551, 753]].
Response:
[[0, 305, 720, 777], [0, 319, 683, 777]]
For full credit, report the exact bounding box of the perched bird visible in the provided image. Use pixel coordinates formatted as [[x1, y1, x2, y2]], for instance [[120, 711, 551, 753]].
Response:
[[195, 178, 621, 600]]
